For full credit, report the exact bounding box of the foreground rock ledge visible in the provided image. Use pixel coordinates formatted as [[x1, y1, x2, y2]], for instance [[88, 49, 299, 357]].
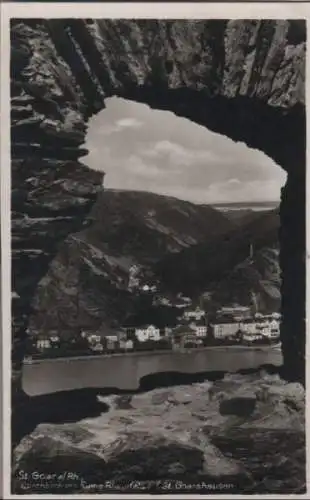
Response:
[[12, 372, 305, 495]]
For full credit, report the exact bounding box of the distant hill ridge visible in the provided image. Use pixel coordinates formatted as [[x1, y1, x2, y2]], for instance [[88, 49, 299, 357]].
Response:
[[28, 190, 234, 335], [28, 190, 280, 336], [155, 207, 280, 312], [210, 201, 279, 209], [84, 188, 234, 267]]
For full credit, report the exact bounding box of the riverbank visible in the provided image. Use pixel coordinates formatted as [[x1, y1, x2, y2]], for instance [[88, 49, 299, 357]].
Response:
[[25, 343, 281, 364]]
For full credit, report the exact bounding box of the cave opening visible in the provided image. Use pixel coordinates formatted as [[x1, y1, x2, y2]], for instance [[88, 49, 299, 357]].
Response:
[[22, 94, 298, 395], [20, 94, 291, 397]]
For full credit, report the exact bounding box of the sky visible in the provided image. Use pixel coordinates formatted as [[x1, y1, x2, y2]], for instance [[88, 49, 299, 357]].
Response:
[[82, 97, 286, 205]]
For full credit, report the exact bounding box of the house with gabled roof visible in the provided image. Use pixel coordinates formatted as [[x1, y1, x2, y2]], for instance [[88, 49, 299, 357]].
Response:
[[192, 317, 208, 337], [171, 324, 198, 348], [183, 306, 205, 322], [134, 324, 161, 343]]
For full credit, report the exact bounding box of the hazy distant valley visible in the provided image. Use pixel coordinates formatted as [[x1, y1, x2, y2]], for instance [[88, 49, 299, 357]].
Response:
[[28, 190, 280, 337]]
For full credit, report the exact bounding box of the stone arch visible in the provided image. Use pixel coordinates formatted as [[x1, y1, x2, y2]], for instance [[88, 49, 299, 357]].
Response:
[[11, 18, 306, 384]]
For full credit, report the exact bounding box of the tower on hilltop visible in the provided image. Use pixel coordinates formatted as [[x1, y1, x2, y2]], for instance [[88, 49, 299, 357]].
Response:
[[250, 243, 254, 260]]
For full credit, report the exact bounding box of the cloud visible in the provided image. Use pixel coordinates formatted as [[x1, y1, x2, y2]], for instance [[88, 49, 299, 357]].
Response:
[[91, 117, 143, 137], [151, 141, 187, 156], [143, 140, 220, 168], [115, 118, 143, 129], [203, 178, 285, 204], [124, 155, 163, 178], [226, 178, 242, 188], [95, 124, 121, 136]]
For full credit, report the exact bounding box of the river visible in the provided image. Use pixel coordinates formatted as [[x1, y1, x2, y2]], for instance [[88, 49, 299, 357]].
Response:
[[22, 345, 283, 397]]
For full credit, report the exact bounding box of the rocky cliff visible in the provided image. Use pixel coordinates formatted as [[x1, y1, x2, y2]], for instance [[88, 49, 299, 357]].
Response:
[[11, 20, 104, 372], [156, 208, 280, 301], [11, 19, 305, 385], [27, 190, 233, 335], [213, 246, 281, 312], [27, 193, 281, 336]]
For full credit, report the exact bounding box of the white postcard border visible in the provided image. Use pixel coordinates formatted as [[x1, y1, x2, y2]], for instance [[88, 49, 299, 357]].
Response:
[[1, 2, 310, 498]]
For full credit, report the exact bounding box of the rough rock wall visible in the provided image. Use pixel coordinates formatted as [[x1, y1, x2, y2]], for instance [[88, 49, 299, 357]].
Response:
[[11, 19, 305, 382], [11, 20, 105, 374], [12, 372, 305, 494]]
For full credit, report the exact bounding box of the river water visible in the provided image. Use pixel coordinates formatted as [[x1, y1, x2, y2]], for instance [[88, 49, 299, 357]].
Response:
[[22, 346, 283, 397]]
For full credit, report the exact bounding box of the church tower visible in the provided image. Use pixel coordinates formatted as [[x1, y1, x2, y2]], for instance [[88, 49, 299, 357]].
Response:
[[250, 243, 254, 260], [251, 291, 258, 315]]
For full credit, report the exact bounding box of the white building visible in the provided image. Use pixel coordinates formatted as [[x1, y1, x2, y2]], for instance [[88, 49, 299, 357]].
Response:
[[270, 319, 280, 330], [104, 334, 119, 350], [219, 306, 251, 319], [105, 334, 118, 342], [50, 334, 60, 344], [191, 319, 208, 337], [163, 327, 172, 337], [212, 322, 240, 339], [196, 325, 208, 337], [240, 317, 280, 340], [84, 333, 103, 351], [240, 320, 257, 335], [243, 333, 263, 343], [183, 307, 205, 321], [87, 334, 101, 345], [119, 339, 134, 350], [135, 324, 161, 342], [36, 338, 51, 350], [91, 343, 104, 352], [256, 319, 280, 340]]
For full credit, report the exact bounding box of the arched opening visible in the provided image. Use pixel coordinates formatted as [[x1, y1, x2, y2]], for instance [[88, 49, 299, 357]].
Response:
[[11, 18, 305, 386], [11, 19, 305, 386], [24, 96, 287, 376]]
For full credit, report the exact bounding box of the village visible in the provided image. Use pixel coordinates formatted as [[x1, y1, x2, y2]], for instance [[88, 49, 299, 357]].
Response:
[[28, 297, 281, 359], [22, 243, 282, 359]]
